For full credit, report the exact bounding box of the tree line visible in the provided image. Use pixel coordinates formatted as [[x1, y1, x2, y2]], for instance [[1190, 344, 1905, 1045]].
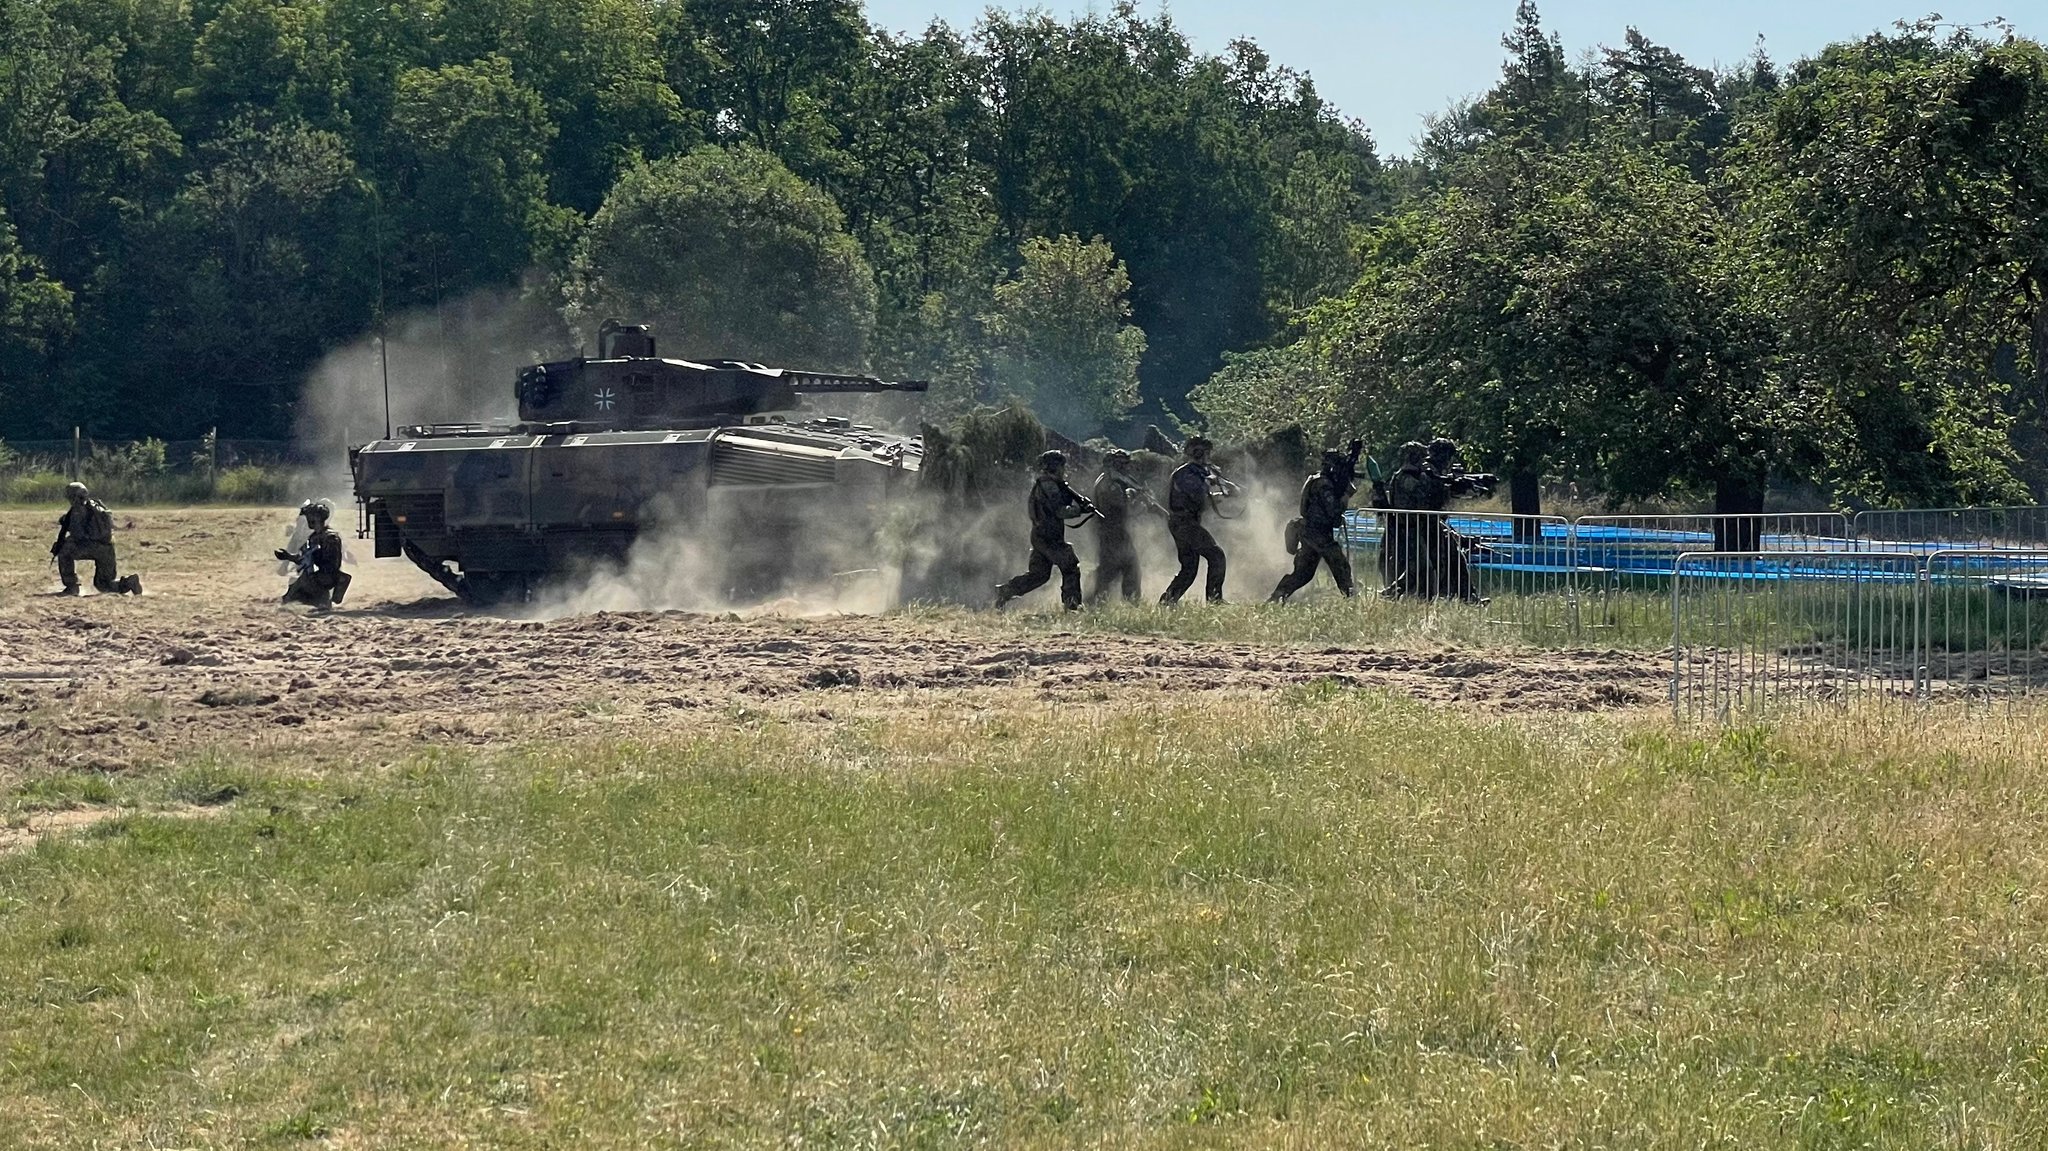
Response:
[[0, 0, 1373, 440], [1, 1, 2044, 511]]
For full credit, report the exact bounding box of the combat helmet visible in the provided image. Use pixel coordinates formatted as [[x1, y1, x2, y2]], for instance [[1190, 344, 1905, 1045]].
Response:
[[1038, 449, 1067, 473], [65, 481, 89, 500], [300, 499, 332, 523], [1399, 441, 1427, 468]]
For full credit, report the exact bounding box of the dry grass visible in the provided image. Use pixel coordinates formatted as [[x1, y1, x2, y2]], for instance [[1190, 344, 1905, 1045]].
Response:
[[4, 692, 2046, 1147]]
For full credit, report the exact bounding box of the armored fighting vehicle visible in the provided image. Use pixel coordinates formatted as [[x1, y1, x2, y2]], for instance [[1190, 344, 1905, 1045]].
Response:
[[350, 321, 926, 604]]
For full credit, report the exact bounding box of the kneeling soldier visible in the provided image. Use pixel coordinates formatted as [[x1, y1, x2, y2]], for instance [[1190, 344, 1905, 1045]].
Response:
[[277, 500, 350, 608], [51, 482, 141, 596]]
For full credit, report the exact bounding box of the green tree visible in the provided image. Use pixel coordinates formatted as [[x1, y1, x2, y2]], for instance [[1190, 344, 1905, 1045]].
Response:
[[835, 27, 1000, 391], [445, 0, 695, 215], [677, 0, 869, 175], [1728, 26, 2048, 504], [386, 56, 564, 289], [567, 144, 876, 367], [1189, 342, 1340, 444], [1595, 28, 1729, 174], [188, 0, 346, 131], [0, 207, 72, 416], [1421, 0, 1585, 166], [90, 116, 363, 436], [974, 6, 1381, 419], [1310, 145, 1781, 516], [982, 234, 1145, 434], [1265, 150, 1370, 321]]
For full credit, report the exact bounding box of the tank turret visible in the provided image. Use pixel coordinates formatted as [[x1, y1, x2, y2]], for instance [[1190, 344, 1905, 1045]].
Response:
[[511, 318, 927, 430]]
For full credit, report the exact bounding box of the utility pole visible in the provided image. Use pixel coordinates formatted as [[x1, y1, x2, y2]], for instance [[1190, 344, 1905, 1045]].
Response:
[[375, 202, 392, 440]]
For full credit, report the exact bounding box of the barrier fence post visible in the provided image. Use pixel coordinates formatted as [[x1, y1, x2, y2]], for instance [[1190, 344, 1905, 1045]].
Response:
[[1916, 564, 1930, 702], [1670, 558, 1681, 716]]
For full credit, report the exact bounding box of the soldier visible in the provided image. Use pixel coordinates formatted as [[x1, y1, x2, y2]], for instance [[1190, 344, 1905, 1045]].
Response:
[[276, 500, 350, 608], [1089, 448, 1161, 604], [50, 482, 141, 596], [1427, 438, 1496, 501], [1159, 436, 1230, 605], [1424, 437, 1497, 602], [1269, 441, 1363, 603], [994, 450, 1096, 611], [1379, 442, 1438, 597]]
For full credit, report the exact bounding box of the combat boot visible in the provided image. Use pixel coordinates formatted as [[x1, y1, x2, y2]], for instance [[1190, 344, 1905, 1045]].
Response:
[[119, 575, 143, 595], [58, 585, 81, 596], [992, 583, 1015, 609]]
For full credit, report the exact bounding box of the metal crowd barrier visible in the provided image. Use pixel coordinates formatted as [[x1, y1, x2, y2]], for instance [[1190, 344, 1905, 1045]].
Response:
[[1922, 549, 2048, 696], [1341, 509, 1576, 638], [1852, 506, 2048, 552], [1671, 548, 2048, 720], [1670, 551, 1926, 722], [1574, 513, 1855, 639]]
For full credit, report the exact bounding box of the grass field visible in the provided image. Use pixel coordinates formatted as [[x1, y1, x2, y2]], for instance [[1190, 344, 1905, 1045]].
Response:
[[6, 687, 2047, 1147]]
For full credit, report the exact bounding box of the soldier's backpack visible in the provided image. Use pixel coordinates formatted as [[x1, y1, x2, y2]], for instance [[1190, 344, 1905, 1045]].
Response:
[[80, 500, 114, 544], [1284, 517, 1303, 555]]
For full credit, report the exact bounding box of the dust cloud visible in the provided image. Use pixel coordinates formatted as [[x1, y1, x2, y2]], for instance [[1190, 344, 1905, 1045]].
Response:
[[293, 285, 572, 489], [524, 453, 1310, 619], [532, 489, 918, 620]]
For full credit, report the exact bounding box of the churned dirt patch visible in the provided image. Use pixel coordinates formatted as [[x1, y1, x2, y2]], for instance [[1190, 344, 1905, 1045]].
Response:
[[0, 507, 1669, 783]]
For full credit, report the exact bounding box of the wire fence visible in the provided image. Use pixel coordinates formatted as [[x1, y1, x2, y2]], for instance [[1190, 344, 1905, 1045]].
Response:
[[0, 438, 311, 474], [0, 436, 308, 503]]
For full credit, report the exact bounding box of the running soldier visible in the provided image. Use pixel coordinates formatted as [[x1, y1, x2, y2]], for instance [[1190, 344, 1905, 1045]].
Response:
[[1159, 436, 1230, 605], [1089, 448, 1161, 604], [50, 483, 141, 596], [1269, 441, 1363, 603], [994, 450, 1096, 611], [276, 499, 350, 608]]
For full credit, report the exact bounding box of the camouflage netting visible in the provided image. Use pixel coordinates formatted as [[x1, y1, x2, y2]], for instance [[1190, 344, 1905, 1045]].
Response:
[[917, 403, 1048, 508]]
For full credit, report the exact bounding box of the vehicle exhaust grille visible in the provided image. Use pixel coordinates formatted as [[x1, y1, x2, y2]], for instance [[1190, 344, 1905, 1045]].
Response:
[[708, 436, 840, 487]]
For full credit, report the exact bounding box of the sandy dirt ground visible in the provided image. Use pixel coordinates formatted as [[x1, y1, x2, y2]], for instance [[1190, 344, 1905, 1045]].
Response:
[[1, 508, 1669, 786]]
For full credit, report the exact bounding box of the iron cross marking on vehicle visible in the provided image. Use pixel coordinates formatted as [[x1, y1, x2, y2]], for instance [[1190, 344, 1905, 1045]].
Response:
[[593, 387, 617, 411]]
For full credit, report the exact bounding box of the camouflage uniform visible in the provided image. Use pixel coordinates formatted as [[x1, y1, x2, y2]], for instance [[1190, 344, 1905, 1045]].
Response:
[[1089, 459, 1153, 603], [1269, 450, 1359, 602], [279, 514, 348, 608], [52, 490, 130, 594], [1422, 439, 1493, 601], [1159, 449, 1227, 605], [1380, 446, 1442, 597], [996, 459, 1092, 611]]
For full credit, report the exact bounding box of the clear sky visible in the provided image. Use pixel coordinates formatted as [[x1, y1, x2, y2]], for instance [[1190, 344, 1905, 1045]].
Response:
[[858, 1, 2041, 155]]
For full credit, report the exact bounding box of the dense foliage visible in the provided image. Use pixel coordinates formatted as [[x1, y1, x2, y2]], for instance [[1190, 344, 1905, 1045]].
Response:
[[1197, 6, 2048, 509], [0, 0, 1375, 443], [1, 0, 2042, 506]]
